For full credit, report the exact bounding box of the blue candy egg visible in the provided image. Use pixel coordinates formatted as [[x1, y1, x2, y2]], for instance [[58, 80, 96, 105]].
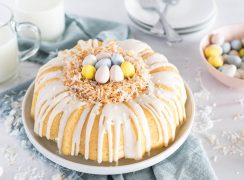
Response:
[[218, 66, 224, 72], [231, 40, 242, 50], [95, 58, 112, 69], [221, 42, 231, 54], [111, 54, 125, 65], [226, 55, 242, 67], [222, 54, 229, 63]]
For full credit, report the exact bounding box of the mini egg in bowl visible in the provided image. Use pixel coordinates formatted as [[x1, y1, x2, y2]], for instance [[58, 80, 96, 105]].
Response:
[[200, 24, 244, 89]]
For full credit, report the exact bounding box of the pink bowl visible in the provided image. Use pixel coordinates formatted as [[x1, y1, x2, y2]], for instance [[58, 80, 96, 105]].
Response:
[[200, 24, 244, 89]]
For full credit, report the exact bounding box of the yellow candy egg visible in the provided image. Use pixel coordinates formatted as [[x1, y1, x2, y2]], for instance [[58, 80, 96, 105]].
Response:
[[239, 48, 244, 57], [81, 65, 96, 80], [208, 56, 223, 68], [121, 61, 135, 78], [204, 45, 223, 58]]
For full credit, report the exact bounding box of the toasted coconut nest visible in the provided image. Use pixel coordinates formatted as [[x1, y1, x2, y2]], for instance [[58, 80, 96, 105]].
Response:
[[61, 40, 152, 104]]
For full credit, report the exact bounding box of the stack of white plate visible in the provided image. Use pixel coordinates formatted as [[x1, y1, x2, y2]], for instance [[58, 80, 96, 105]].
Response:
[[125, 0, 217, 35]]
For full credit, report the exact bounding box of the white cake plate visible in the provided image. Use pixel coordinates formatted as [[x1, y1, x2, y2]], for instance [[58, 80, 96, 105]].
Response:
[[22, 82, 195, 175]]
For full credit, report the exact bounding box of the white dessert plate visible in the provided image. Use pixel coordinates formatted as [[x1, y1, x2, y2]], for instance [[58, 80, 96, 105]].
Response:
[[125, 0, 217, 30], [22, 82, 195, 175], [129, 12, 216, 35]]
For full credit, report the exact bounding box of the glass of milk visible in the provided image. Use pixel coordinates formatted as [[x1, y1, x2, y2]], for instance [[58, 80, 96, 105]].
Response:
[[0, 3, 41, 83], [14, 0, 65, 41]]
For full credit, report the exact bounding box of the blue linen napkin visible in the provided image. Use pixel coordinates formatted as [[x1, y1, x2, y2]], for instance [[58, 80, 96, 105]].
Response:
[[0, 14, 217, 180], [26, 14, 131, 64]]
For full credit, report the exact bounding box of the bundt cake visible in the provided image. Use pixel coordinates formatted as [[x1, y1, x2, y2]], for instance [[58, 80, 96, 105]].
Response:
[[31, 39, 187, 163]]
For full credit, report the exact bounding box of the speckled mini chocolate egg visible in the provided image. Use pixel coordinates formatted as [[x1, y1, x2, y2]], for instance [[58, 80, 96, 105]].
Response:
[[229, 50, 239, 56], [218, 64, 237, 77], [96, 52, 111, 60], [82, 54, 97, 66], [81, 65, 96, 80], [111, 54, 125, 65], [95, 66, 110, 84], [225, 55, 242, 67], [210, 33, 225, 45], [221, 42, 231, 54], [241, 38, 244, 46], [234, 69, 244, 79], [121, 61, 135, 78], [204, 45, 223, 58], [240, 62, 244, 69], [95, 58, 112, 69], [231, 39, 242, 50], [208, 56, 223, 68], [110, 65, 124, 82], [222, 54, 229, 63], [239, 48, 244, 57]]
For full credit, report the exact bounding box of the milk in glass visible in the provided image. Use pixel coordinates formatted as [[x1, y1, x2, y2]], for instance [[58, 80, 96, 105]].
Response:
[[0, 26, 19, 83]]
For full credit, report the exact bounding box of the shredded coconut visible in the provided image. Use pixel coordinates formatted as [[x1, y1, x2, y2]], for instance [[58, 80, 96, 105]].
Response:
[[192, 69, 244, 157], [205, 133, 217, 145], [14, 165, 45, 180], [232, 113, 244, 120], [62, 40, 152, 104], [1, 146, 17, 165], [52, 173, 64, 180], [235, 98, 244, 106], [206, 131, 244, 156]]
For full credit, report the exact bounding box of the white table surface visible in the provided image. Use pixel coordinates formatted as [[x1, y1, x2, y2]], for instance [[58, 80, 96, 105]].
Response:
[[0, 0, 243, 179]]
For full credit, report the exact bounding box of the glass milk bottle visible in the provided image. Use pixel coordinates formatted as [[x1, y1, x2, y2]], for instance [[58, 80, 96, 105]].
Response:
[[14, 0, 65, 41]]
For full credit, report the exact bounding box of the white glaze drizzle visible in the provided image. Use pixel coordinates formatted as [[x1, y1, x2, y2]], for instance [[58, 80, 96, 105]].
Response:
[[148, 62, 178, 73], [154, 88, 181, 125], [37, 70, 63, 86], [45, 96, 71, 139], [71, 108, 91, 156], [36, 57, 65, 76], [84, 104, 101, 160], [128, 101, 151, 152], [33, 39, 187, 163], [138, 96, 170, 146], [145, 53, 168, 65], [34, 81, 66, 135], [57, 100, 82, 150], [117, 39, 151, 53]]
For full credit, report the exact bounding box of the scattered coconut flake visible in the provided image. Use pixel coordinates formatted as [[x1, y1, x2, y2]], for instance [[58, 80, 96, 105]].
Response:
[[14, 165, 44, 180], [192, 70, 216, 133], [205, 133, 217, 145], [232, 113, 244, 120], [166, 41, 173, 47], [210, 131, 244, 156], [235, 98, 244, 106], [4, 115, 14, 133], [192, 68, 244, 158], [52, 173, 64, 180], [193, 105, 214, 133], [20, 140, 32, 149], [1, 146, 17, 165]]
